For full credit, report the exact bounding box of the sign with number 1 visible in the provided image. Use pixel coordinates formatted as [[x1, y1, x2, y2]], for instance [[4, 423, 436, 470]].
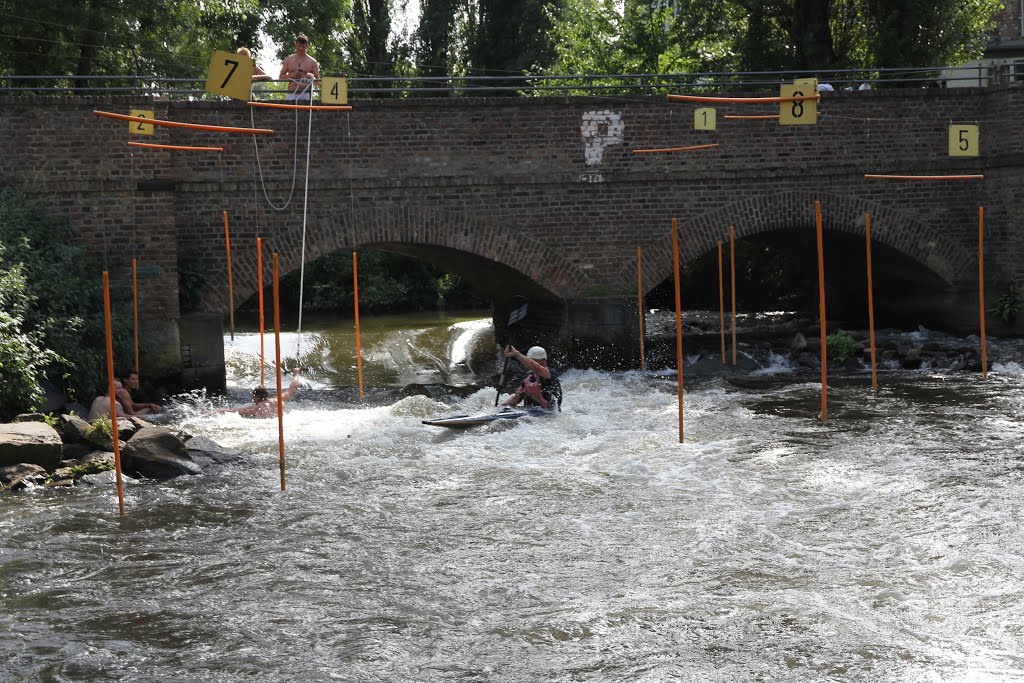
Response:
[[205, 49, 255, 102], [694, 107, 716, 130]]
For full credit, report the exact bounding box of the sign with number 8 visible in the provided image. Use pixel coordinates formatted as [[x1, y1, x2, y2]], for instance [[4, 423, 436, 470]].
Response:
[[779, 83, 817, 126]]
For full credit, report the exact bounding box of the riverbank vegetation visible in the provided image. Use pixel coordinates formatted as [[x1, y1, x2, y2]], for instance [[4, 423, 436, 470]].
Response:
[[0, 188, 131, 419]]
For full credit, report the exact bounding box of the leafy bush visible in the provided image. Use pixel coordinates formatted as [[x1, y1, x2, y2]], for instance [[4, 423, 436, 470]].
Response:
[[826, 329, 856, 365], [0, 248, 62, 418], [251, 250, 487, 314], [0, 187, 132, 405], [991, 279, 1020, 324], [85, 415, 113, 441]]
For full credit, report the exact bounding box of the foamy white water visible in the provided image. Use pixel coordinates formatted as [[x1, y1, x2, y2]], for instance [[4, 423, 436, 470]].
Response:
[[2, 315, 1023, 681]]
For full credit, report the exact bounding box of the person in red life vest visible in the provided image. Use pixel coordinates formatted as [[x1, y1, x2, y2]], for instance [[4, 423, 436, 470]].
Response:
[[500, 345, 562, 410]]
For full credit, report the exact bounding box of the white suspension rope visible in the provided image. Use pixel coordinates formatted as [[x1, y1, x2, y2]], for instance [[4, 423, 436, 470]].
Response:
[[296, 78, 315, 360], [249, 104, 302, 211]]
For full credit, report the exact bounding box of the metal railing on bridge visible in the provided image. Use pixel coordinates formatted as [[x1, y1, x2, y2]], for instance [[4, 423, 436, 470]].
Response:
[[0, 64, 1006, 100]]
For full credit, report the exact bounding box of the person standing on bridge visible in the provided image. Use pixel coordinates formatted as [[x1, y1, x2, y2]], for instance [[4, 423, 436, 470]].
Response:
[[279, 34, 320, 103], [500, 346, 562, 410]]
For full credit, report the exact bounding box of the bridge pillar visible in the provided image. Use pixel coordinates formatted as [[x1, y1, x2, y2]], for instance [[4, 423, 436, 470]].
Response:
[[563, 297, 642, 370]]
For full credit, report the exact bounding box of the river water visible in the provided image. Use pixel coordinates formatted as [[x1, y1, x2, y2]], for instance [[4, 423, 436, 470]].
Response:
[[2, 312, 1023, 682]]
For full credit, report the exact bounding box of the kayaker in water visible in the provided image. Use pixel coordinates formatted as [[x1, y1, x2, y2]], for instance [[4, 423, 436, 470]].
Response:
[[500, 345, 562, 410]]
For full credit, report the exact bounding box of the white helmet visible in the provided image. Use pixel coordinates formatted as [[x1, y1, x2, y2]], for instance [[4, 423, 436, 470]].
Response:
[[526, 346, 547, 360]]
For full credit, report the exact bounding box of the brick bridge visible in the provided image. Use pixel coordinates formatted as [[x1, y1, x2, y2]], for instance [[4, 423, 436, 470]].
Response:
[[1, 86, 1021, 388]]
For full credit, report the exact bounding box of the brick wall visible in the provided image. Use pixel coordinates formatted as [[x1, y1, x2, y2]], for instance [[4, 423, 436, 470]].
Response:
[[1, 86, 1022, 373]]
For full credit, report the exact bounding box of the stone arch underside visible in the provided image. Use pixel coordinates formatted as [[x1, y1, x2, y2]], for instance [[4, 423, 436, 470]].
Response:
[[203, 207, 589, 313], [639, 191, 971, 293]]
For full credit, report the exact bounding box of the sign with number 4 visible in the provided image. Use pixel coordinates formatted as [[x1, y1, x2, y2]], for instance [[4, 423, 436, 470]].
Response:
[[321, 77, 349, 106], [949, 125, 979, 157], [205, 49, 255, 102]]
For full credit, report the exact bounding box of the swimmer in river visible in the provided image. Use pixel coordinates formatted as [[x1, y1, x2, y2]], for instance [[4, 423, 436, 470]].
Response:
[[213, 368, 302, 418]]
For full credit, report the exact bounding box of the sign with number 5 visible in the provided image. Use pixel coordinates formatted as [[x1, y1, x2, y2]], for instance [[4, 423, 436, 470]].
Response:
[[205, 50, 255, 102], [948, 125, 979, 157]]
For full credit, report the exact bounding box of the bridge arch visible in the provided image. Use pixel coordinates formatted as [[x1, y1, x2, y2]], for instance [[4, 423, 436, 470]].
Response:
[[205, 206, 590, 313], [642, 191, 972, 292]]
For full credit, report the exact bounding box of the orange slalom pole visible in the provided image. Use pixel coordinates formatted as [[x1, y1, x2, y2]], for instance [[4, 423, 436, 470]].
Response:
[[865, 213, 878, 391], [631, 143, 720, 154], [131, 258, 139, 374], [257, 238, 265, 386], [127, 141, 224, 152], [273, 253, 286, 491], [864, 174, 984, 181], [353, 252, 365, 400], [718, 240, 726, 363], [102, 272, 126, 518], [815, 200, 828, 422], [978, 206, 988, 381], [723, 114, 780, 120], [730, 225, 737, 366], [671, 218, 684, 443], [637, 245, 646, 370], [93, 110, 273, 135], [668, 94, 820, 104], [222, 211, 234, 341], [248, 102, 353, 111]]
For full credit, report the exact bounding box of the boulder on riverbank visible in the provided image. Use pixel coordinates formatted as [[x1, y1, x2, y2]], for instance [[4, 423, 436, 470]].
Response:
[[0, 414, 242, 493]]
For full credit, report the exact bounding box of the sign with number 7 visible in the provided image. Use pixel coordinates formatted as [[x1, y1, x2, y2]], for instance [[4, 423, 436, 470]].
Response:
[[205, 49, 255, 102]]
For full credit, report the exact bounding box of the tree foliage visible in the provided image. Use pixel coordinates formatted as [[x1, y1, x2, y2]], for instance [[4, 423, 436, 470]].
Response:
[[544, 0, 1002, 76], [0, 188, 132, 407], [0, 0, 1001, 83], [0, 0, 262, 81]]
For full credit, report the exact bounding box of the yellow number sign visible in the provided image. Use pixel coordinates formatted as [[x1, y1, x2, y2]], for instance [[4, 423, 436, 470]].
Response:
[[694, 107, 716, 130], [129, 109, 154, 136], [949, 124, 979, 157], [321, 77, 349, 105], [205, 49, 255, 102], [779, 83, 817, 126]]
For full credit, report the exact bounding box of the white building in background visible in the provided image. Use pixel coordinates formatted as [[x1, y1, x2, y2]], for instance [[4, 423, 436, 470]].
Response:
[[944, 1, 1024, 87]]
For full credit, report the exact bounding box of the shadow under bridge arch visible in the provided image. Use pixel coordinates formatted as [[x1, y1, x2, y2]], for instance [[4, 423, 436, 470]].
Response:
[[367, 242, 569, 348]]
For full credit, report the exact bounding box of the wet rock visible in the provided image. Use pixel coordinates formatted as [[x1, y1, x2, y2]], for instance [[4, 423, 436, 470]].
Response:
[[0, 463, 48, 491], [57, 414, 92, 445], [77, 470, 124, 487], [185, 435, 245, 469], [0, 422, 62, 470], [790, 333, 807, 352], [900, 348, 922, 369], [62, 442, 92, 461], [121, 426, 202, 480]]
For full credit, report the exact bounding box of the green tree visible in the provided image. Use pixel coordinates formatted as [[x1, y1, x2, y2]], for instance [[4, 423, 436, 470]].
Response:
[[0, 187, 132, 405], [0, 246, 62, 419], [545, 0, 1000, 77], [0, 0, 263, 81]]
